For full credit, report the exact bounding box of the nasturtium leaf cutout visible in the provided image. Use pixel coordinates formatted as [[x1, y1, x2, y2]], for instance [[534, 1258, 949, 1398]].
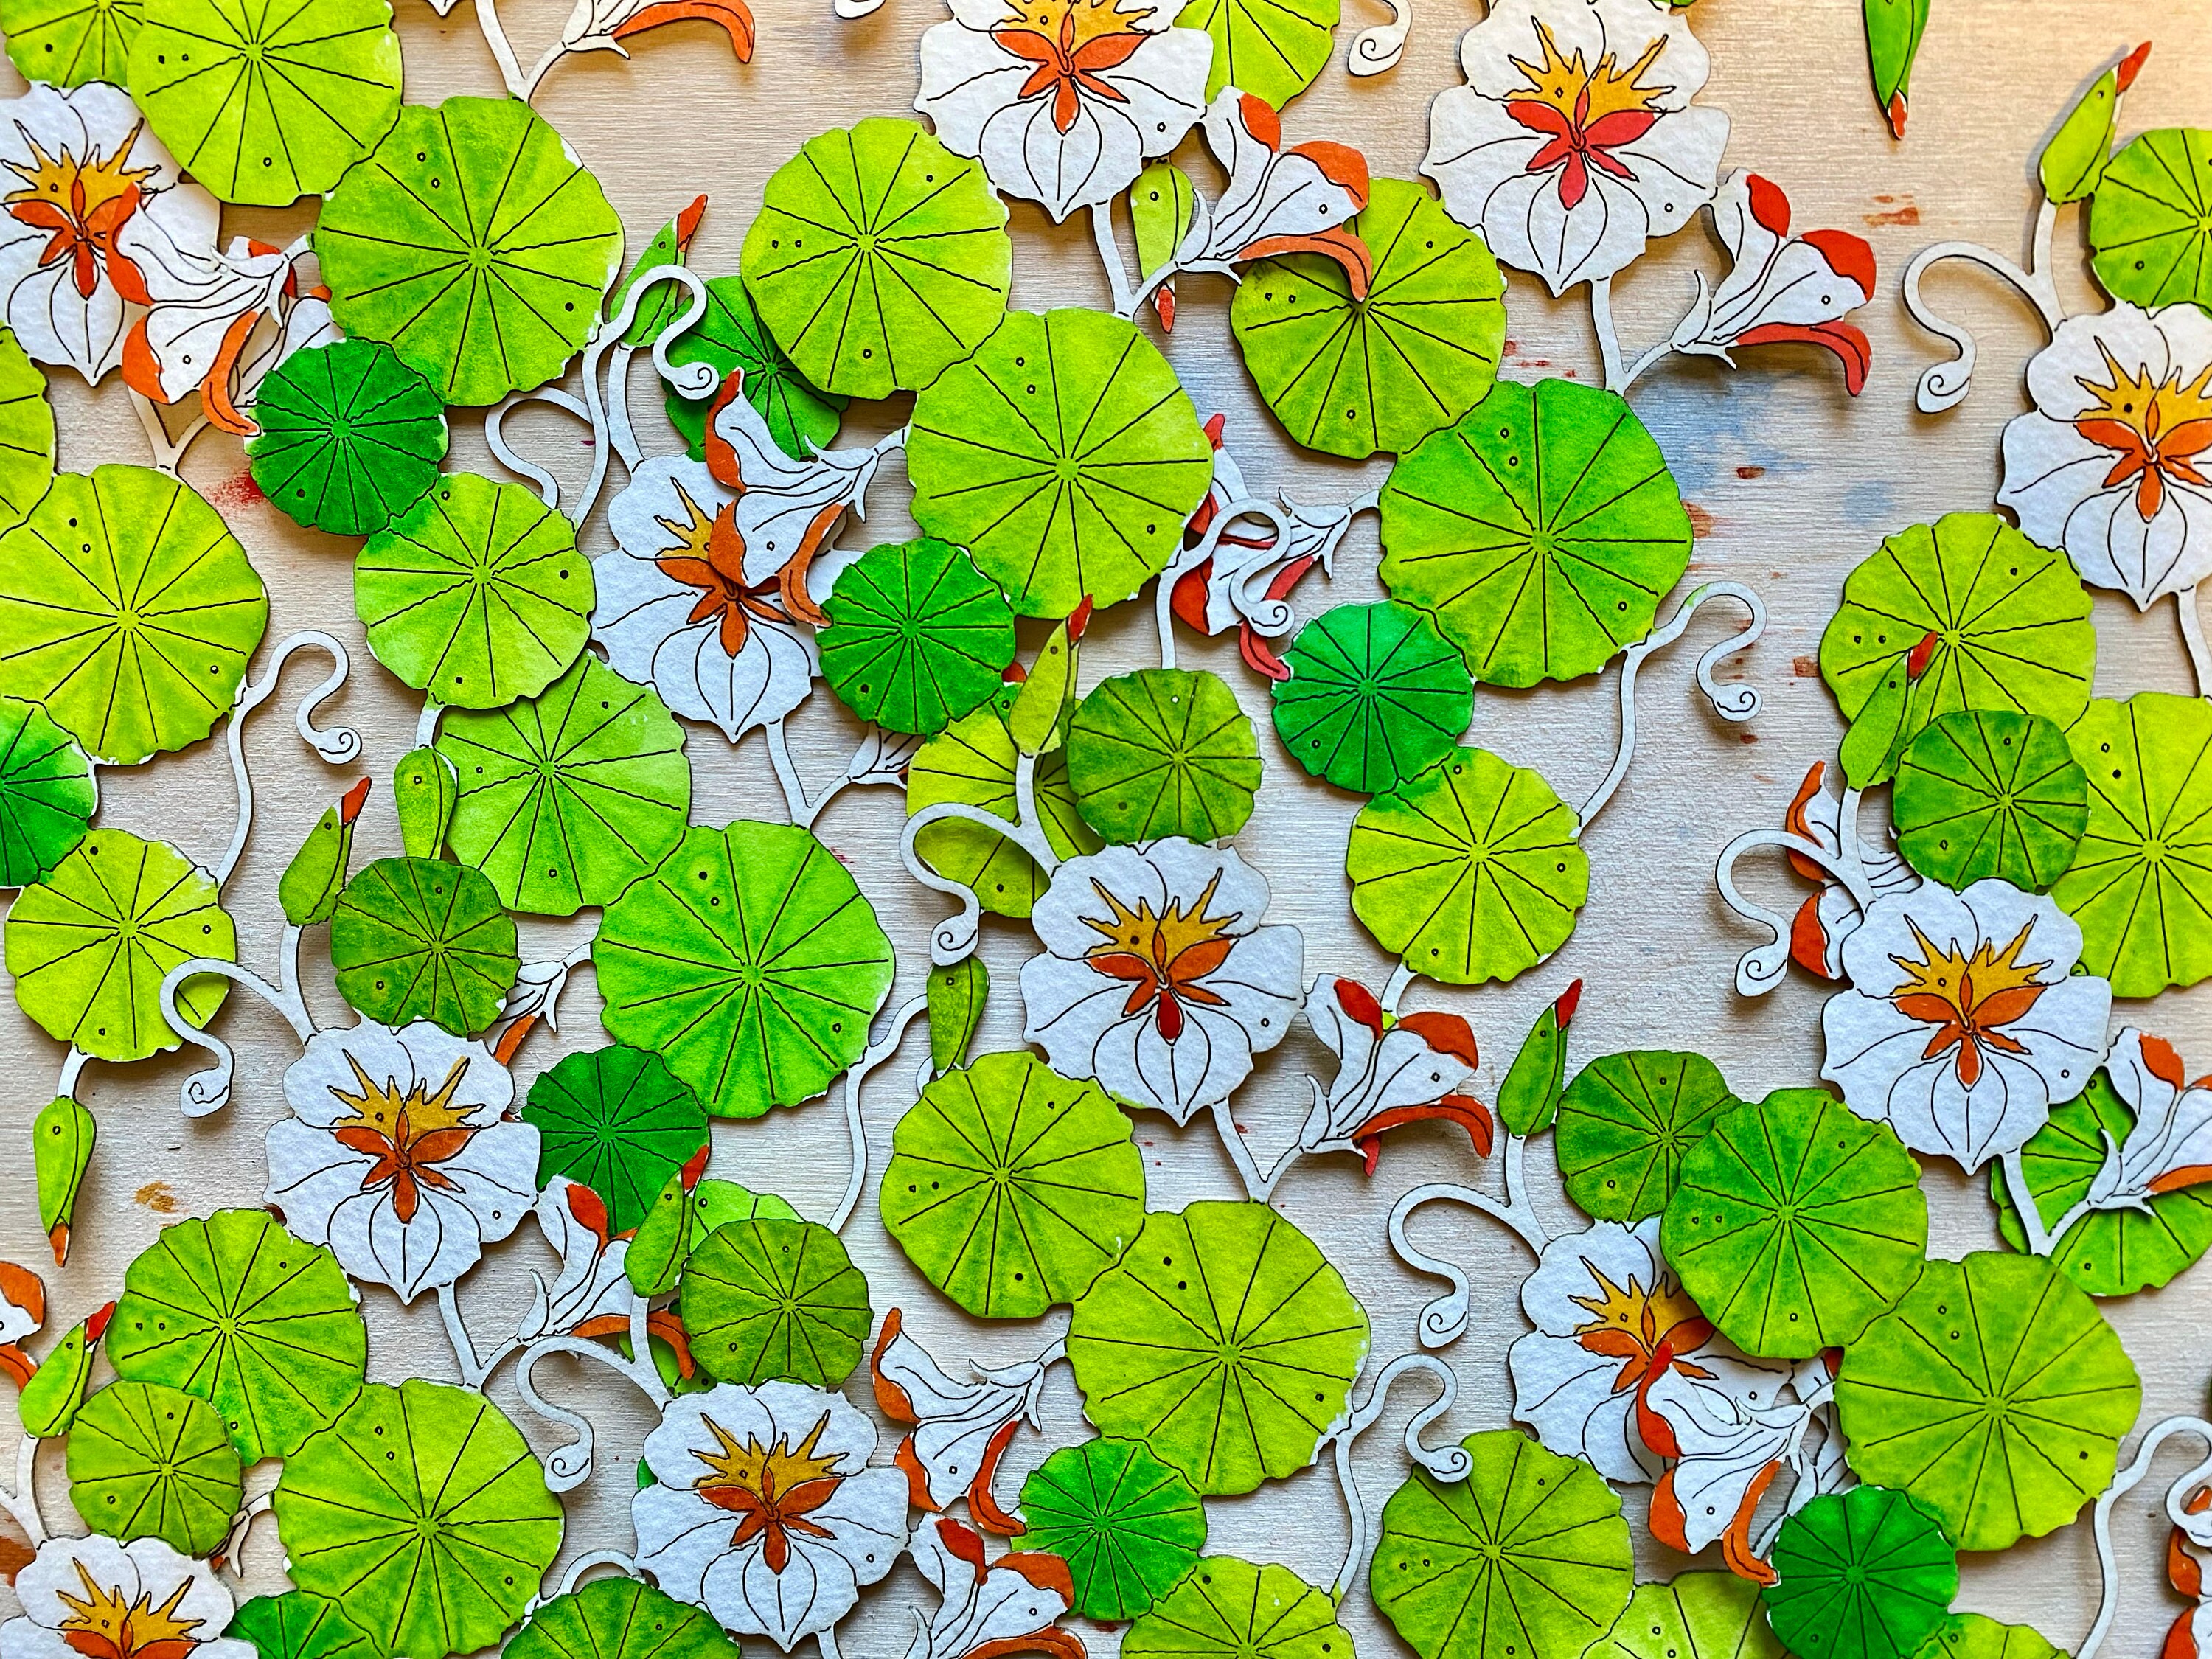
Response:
[[273, 1379, 563, 1659], [1177, 0, 1337, 108], [1893, 710, 2087, 894], [908, 307, 1214, 619], [1380, 379, 1691, 688], [329, 856, 520, 1037], [0, 465, 267, 766], [0, 697, 94, 888], [627, 1174, 799, 1298], [249, 340, 448, 538], [596, 821, 896, 1118], [0, 327, 55, 535], [909, 689, 1101, 919], [2090, 129, 2212, 311], [1233, 178, 1506, 461], [318, 97, 625, 406], [883, 1050, 1145, 1319], [1018, 1437, 1206, 1623], [7, 830, 234, 1062], [1068, 669, 1262, 844], [1763, 1487, 1956, 1659], [2053, 692, 2212, 997], [1555, 1050, 1737, 1223], [108, 1208, 367, 1463], [507, 1577, 740, 1659], [1272, 600, 1472, 796], [1346, 747, 1587, 987], [358, 475, 595, 712], [524, 1046, 709, 1237], [229, 1591, 378, 1659], [1067, 1200, 1368, 1497], [819, 538, 1018, 737], [1912, 1614, 2068, 1659], [438, 654, 692, 917], [1665, 1091, 1928, 1359], [742, 118, 1013, 400], [663, 274, 846, 462], [1371, 1428, 1633, 1659], [67, 1380, 243, 1556], [1, 0, 139, 86], [1124, 1558, 1350, 1659], [681, 1215, 872, 1388], [1835, 1251, 2140, 1551], [1594, 1573, 1785, 1659], [128, 0, 402, 206]]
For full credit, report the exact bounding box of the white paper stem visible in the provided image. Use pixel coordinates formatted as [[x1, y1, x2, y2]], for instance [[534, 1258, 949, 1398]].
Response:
[[1090, 202, 1138, 319], [0, 1434, 44, 1545], [1590, 276, 1628, 392], [159, 945, 315, 1119], [1901, 198, 2062, 414], [1389, 1176, 1547, 1346], [900, 768, 1062, 964], [129, 388, 209, 478], [219, 631, 360, 890], [55, 1046, 87, 1102], [1380, 961, 1416, 1018], [2079, 1415, 2212, 1659], [1346, 0, 1410, 77], [1714, 825, 1877, 995], [829, 994, 929, 1234], [2178, 584, 2211, 700], [465, 0, 535, 99], [1327, 1352, 1468, 1599], [1207, 1096, 1279, 1202], [437, 1278, 521, 1392]]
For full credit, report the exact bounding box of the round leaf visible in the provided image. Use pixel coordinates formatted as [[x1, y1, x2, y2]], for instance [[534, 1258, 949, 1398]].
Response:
[[680, 1215, 871, 1388], [627, 1175, 799, 1298], [318, 97, 624, 405], [67, 1380, 242, 1555], [7, 830, 234, 1062], [437, 653, 691, 917], [2053, 691, 2212, 996], [883, 1050, 1146, 1319], [0, 465, 267, 765], [1893, 709, 2088, 893], [248, 340, 448, 537], [1018, 1437, 1206, 1624], [1124, 1558, 1349, 1659], [329, 855, 520, 1037], [1594, 1573, 1784, 1659], [507, 1578, 740, 1659], [1067, 1200, 1368, 1496], [1762, 1487, 1957, 1659], [1371, 1428, 1633, 1659], [819, 538, 1018, 737], [1834, 1251, 2140, 1551], [908, 307, 1214, 619], [1067, 668, 1261, 844], [229, 1592, 377, 1659], [2090, 129, 2212, 311], [1232, 177, 1506, 460], [272, 1379, 563, 1658], [1, 0, 139, 84], [1271, 600, 1471, 795], [1346, 746, 1587, 986], [108, 1208, 367, 1463], [663, 273, 844, 462], [1176, 0, 1335, 108], [0, 326, 55, 534], [0, 695, 94, 887], [908, 688, 1102, 919], [128, 0, 401, 206], [1556, 1050, 1736, 1222], [1665, 1091, 1930, 1359], [524, 1046, 709, 1236], [1911, 1615, 2067, 1659], [595, 821, 896, 1118], [1380, 379, 1690, 686], [742, 118, 1012, 400]]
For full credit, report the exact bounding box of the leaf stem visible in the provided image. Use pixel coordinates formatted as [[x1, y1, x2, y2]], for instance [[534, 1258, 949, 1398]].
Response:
[[1089, 203, 1138, 319]]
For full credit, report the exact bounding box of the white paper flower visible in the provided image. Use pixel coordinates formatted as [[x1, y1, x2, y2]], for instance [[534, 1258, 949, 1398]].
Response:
[[703, 370, 880, 593], [1639, 1357, 1807, 1579], [1422, 0, 1728, 296], [1822, 878, 2112, 1172], [871, 1308, 1049, 1528], [2076, 1027, 2212, 1216], [905, 1518, 1082, 1659], [1, 1537, 254, 1659], [517, 1176, 638, 1345], [1020, 839, 1303, 1124], [1299, 975, 1491, 1170], [1998, 302, 2212, 609], [0, 1259, 43, 1388], [915, 0, 1211, 223], [266, 1021, 538, 1304], [1182, 88, 1371, 284], [1780, 761, 1919, 981], [634, 1381, 910, 1652]]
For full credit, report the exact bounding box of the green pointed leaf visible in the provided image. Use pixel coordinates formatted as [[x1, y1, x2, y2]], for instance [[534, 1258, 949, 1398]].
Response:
[[1894, 709, 2087, 891], [33, 1094, 94, 1259], [625, 1174, 796, 1298], [1764, 1487, 1955, 1659], [927, 956, 988, 1074], [1912, 1614, 2068, 1659], [229, 1591, 378, 1659], [819, 538, 1018, 737], [249, 340, 447, 538], [1125, 1558, 1348, 1659], [2040, 53, 2138, 206], [1131, 162, 1197, 280], [2090, 129, 2212, 311], [0, 696, 94, 888], [662, 273, 845, 462], [1594, 1572, 1785, 1659], [329, 855, 519, 1037], [1495, 990, 1571, 1138], [507, 1578, 740, 1659], [1838, 646, 1918, 790], [607, 200, 699, 349], [1556, 1050, 1736, 1222], [1018, 1437, 1206, 1623], [524, 1046, 709, 1236], [279, 782, 366, 929], [909, 689, 1102, 919], [1068, 668, 1261, 844], [1272, 600, 1472, 796], [0, 0, 139, 85], [17, 1309, 100, 1436], [393, 746, 458, 861], [1008, 620, 1078, 757], [0, 327, 55, 534], [681, 1216, 871, 1388], [68, 1380, 243, 1555], [1863, 0, 1930, 134], [1177, 0, 1337, 107]]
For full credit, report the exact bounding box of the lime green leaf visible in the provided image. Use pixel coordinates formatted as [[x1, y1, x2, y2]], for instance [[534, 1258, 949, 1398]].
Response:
[[1556, 1050, 1736, 1222], [819, 538, 1018, 737], [1009, 619, 1079, 757], [524, 1046, 709, 1236], [0, 327, 55, 533], [1912, 1614, 2068, 1659], [248, 341, 447, 538], [2090, 129, 2212, 311], [1495, 983, 1576, 1137], [1272, 600, 1472, 796], [1837, 643, 1921, 790], [1018, 1437, 1206, 1623], [1594, 1572, 1784, 1659], [1863, 0, 1930, 139], [33, 1094, 94, 1262], [392, 746, 458, 861], [329, 855, 519, 1037], [681, 1216, 871, 1388], [1124, 1558, 1348, 1659], [507, 1578, 740, 1659], [910, 690, 1102, 919], [1131, 162, 1197, 280], [625, 1172, 796, 1298], [606, 197, 701, 349], [1177, 0, 1336, 107], [928, 956, 988, 1074], [1068, 668, 1261, 844], [68, 1380, 242, 1555], [1894, 709, 2087, 891], [0, 0, 139, 85], [18, 1306, 102, 1436], [279, 780, 368, 929], [661, 273, 845, 462], [1764, 1486, 1956, 1659], [2040, 45, 2149, 205], [229, 1591, 378, 1659], [0, 696, 94, 888]]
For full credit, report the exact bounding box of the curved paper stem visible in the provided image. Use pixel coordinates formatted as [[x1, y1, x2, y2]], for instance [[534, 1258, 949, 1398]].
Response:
[[1328, 1352, 1468, 1599], [1346, 0, 1409, 77], [1902, 198, 2062, 414], [515, 1303, 672, 1494], [0, 1434, 44, 1546], [1206, 1096, 1279, 1201], [1714, 826, 1875, 996], [1155, 496, 1295, 670], [1090, 202, 1138, 320], [159, 939, 314, 1119], [830, 994, 930, 1235], [130, 389, 211, 478], [553, 1551, 639, 1601], [1380, 961, 1416, 1018], [437, 1278, 521, 1392], [2178, 584, 2211, 700], [220, 631, 360, 889], [215, 1489, 272, 1579], [1581, 582, 1765, 827], [1589, 277, 1630, 393], [485, 386, 590, 509], [1389, 1170, 1548, 1347], [56, 1046, 88, 1101], [2000, 1147, 2059, 1259], [2080, 1416, 2212, 1659], [1615, 340, 1678, 397], [464, 0, 534, 99], [900, 760, 1061, 965]]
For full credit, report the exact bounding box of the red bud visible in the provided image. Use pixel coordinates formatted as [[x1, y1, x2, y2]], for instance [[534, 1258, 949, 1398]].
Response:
[[339, 776, 372, 824], [2118, 41, 2152, 91], [1066, 596, 1094, 642], [1906, 630, 1940, 681], [1555, 978, 1584, 1029]]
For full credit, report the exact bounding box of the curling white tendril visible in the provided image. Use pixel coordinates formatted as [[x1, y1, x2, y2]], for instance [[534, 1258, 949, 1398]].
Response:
[[219, 631, 360, 889], [1326, 1352, 1468, 1599]]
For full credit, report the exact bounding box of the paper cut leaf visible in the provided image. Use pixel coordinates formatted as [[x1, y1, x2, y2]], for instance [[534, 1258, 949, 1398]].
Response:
[[928, 956, 988, 1074], [1497, 981, 1577, 1137], [273, 1379, 563, 1658], [908, 307, 1213, 618], [67, 1380, 242, 1555], [1863, 0, 1930, 141], [1067, 668, 1261, 844], [0, 327, 54, 534], [0, 698, 94, 888], [606, 198, 702, 349], [1272, 601, 1472, 796], [129, 0, 402, 206], [1380, 380, 1691, 686], [507, 1578, 740, 1659], [1178, 0, 1337, 108], [317, 97, 624, 405], [2053, 692, 2212, 997], [1593, 1573, 1784, 1659], [626, 1173, 797, 1298], [1371, 1428, 1633, 1659], [1132, 162, 1197, 287], [908, 689, 1102, 920], [1665, 1091, 1928, 1359], [1124, 1558, 1349, 1659], [329, 856, 520, 1037], [1232, 178, 1505, 461], [883, 1051, 1145, 1320], [1347, 747, 1587, 986], [279, 779, 368, 930], [35, 1094, 94, 1262], [2040, 44, 2149, 206], [1067, 1201, 1367, 1496], [7, 830, 234, 1062], [1911, 1615, 2067, 1659], [2090, 130, 2212, 312], [18, 1304, 105, 1436], [1834, 1251, 2140, 1551], [248, 340, 447, 538], [819, 538, 1018, 737], [595, 821, 896, 1117], [394, 747, 459, 861], [1018, 1437, 1206, 1623], [681, 1216, 872, 1388], [1556, 1051, 1736, 1223], [107, 1208, 367, 1463], [1762, 1486, 1956, 1659], [1008, 616, 1079, 757], [524, 1046, 709, 1236], [0, 0, 139, 84], [437, 654, 692, 917], [742, 119, 1012, 400], [663, 274, 845, 462], [229, 1591, 378, 1659], [0, 465, 266, 765], [1893, 710, 2087, 894]]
